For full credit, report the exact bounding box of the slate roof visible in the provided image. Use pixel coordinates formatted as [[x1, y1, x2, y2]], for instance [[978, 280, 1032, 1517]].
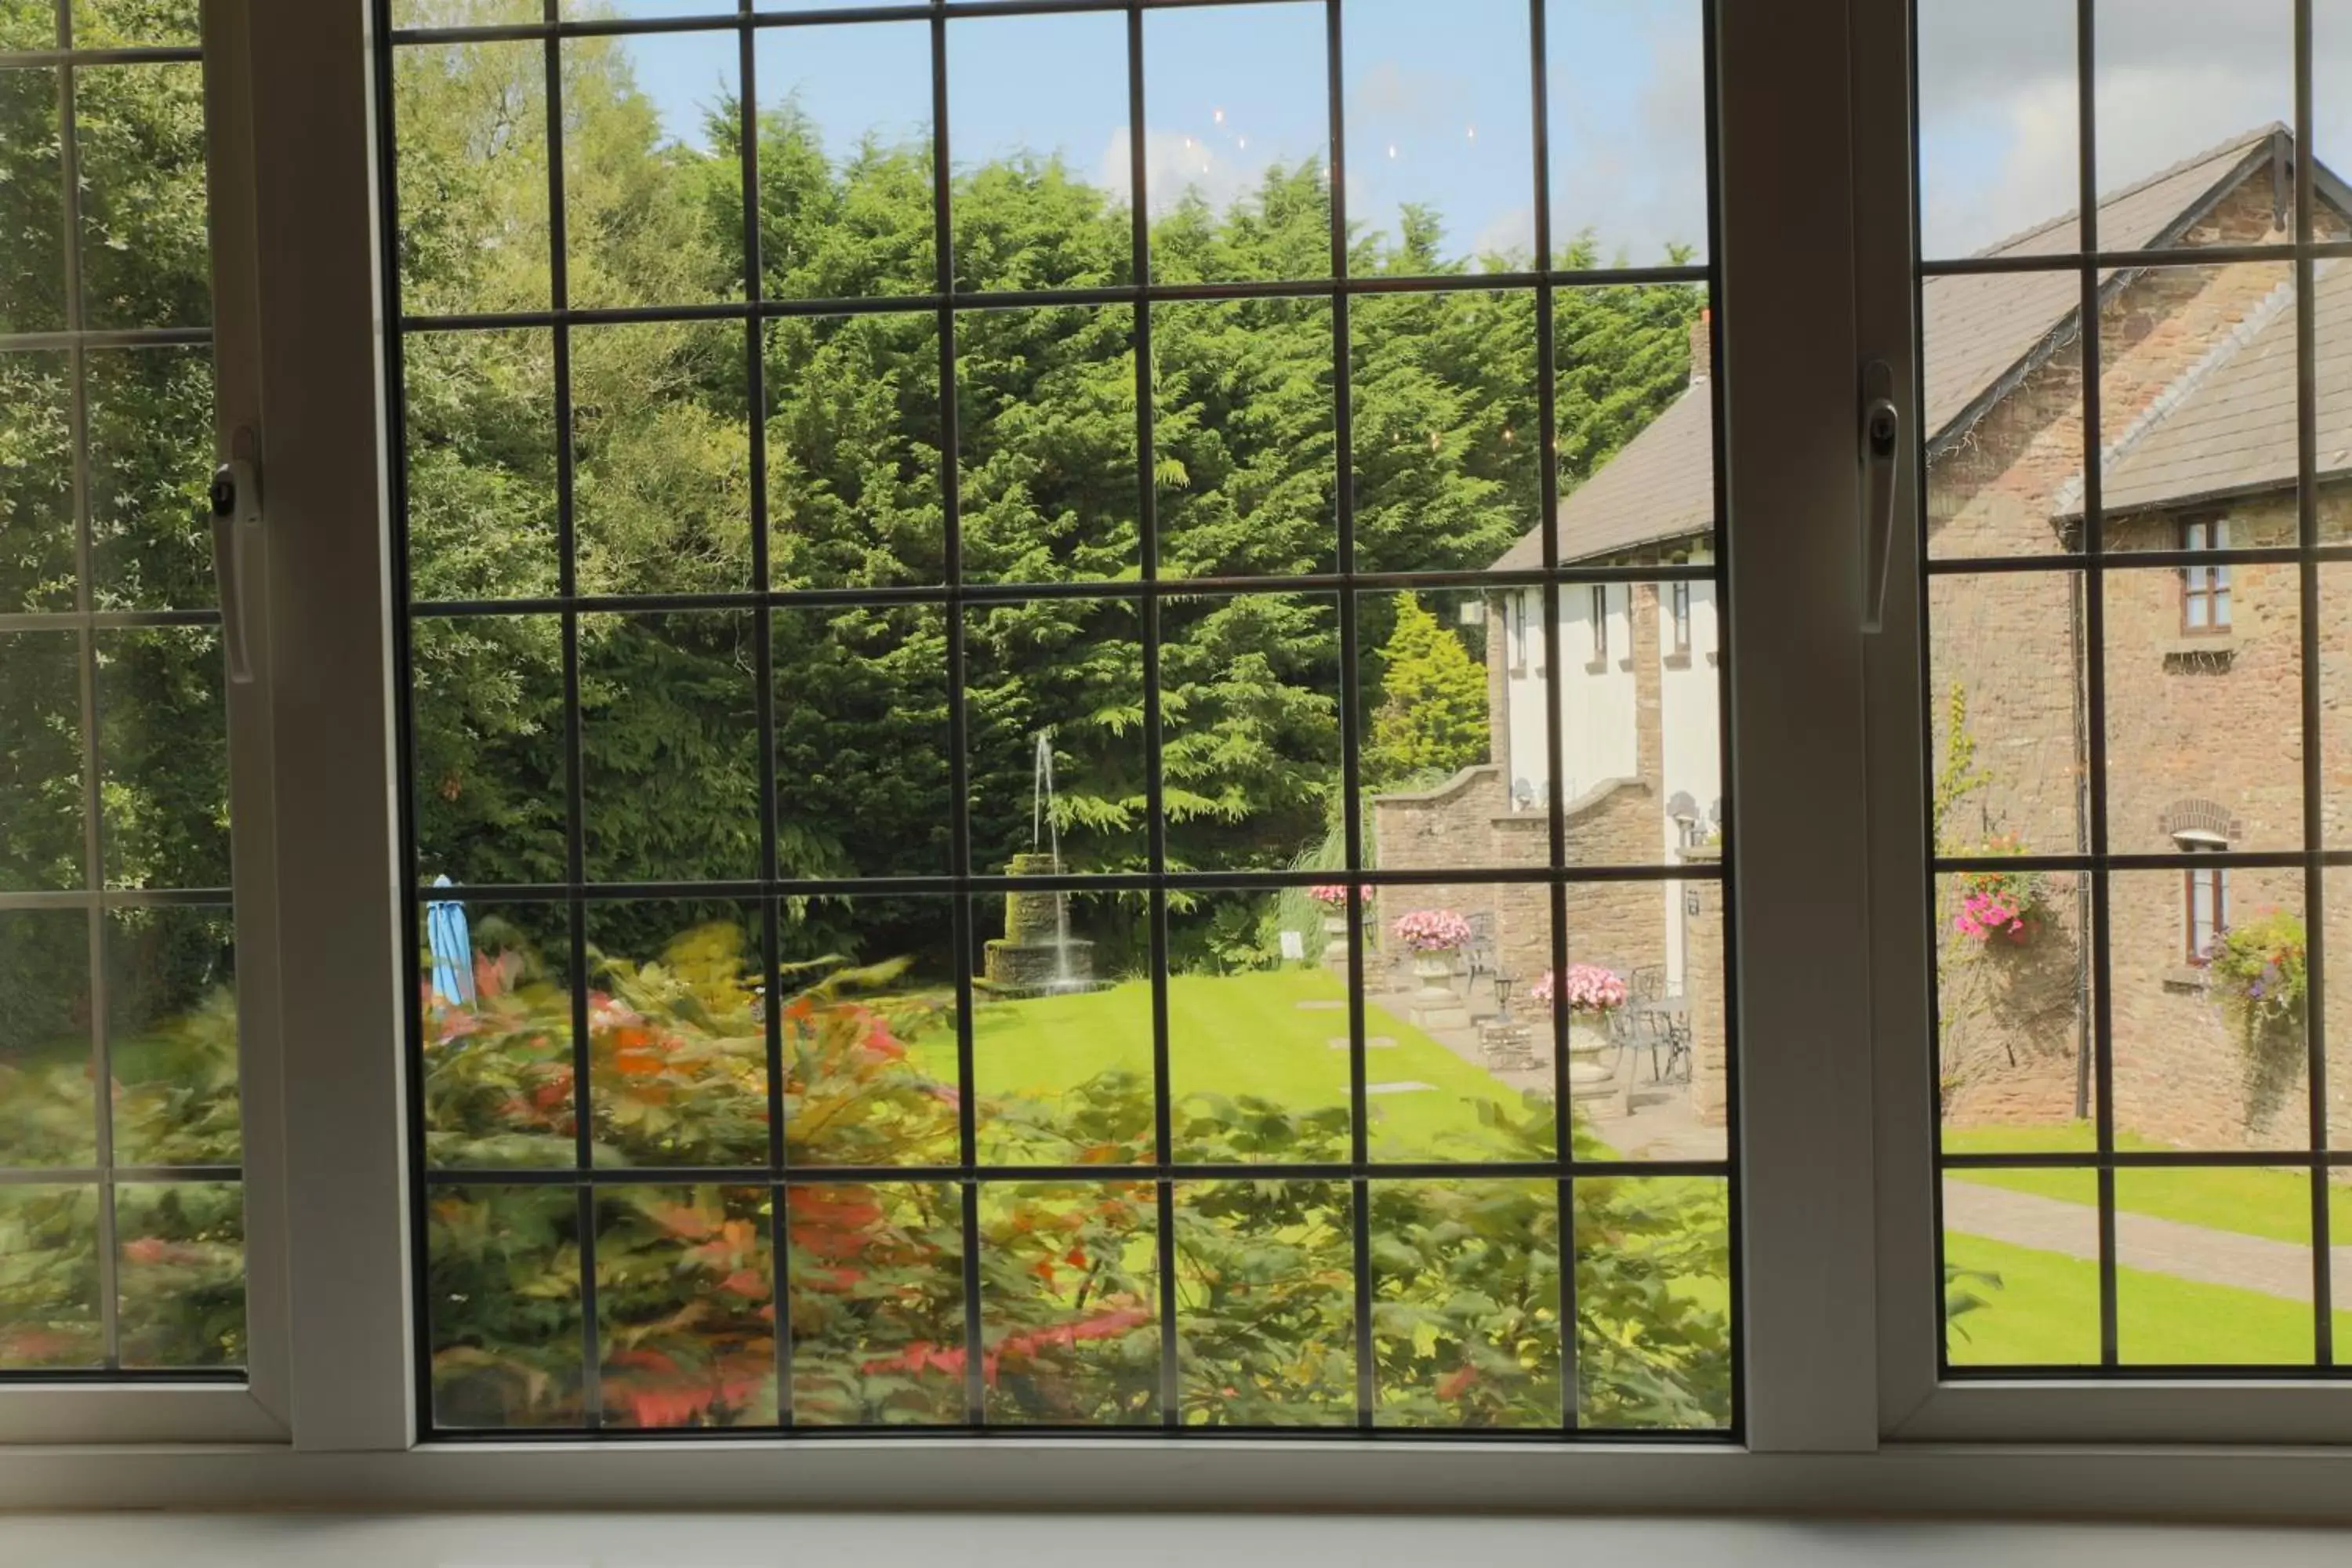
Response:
[[2095, 257, 2352, 514], [1495, 126, 2304, 568]]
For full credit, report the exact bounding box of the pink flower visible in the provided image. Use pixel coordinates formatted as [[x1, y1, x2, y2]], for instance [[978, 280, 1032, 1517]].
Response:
[[1308, 884, 1373, 908], [1390, 909, 1474, 953], [1530, 964, 1628, 1014]]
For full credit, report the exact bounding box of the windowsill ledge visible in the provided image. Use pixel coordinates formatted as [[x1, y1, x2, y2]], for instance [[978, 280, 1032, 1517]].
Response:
[[2161, 633, 2240, 667], [2161, 964, 2212, 993], [1663, 652, 1694, 670], [1584, 657, 1610, 675]]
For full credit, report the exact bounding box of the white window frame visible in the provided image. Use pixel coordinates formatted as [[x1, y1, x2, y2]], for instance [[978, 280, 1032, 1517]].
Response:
[[11, 0, 2352, 1515]]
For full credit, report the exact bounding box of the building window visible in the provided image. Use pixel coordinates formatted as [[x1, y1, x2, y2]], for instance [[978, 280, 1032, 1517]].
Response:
[[2185, 855, 2230, 964], [2182, 518, 2232, 633], [1671, 582, 1693, 656], [1506, 594, 1527, 674], [1590, 584, 1610, 661]]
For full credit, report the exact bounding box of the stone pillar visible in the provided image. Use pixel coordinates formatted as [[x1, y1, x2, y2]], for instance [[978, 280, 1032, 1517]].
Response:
[[1680, 845, 1728, 1127], [1485, 592, 1511, 775], [1632, 584, 1665, 795]]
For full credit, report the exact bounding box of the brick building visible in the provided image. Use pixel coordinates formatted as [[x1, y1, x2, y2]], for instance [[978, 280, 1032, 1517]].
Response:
[[1372, 126, 2352, 1146]]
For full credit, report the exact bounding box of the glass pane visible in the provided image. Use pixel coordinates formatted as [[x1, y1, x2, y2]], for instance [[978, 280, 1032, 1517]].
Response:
[[1361, 882, 1548, 1164], [72, 0, 199, 48], [584, 900, 766, 1171], [1157, 591, 1338, 874], [1153, 296, 1335, 579], [1924, 295, 2082, 561], [2117, 1166, 2316, 1365], [0, 628, 85, 893], [1358, 584, 1531, 845], [2102, 560, 2300, 857], [425, 1184, 586, 1429], [1554, 284, 1715, 562], [1350, 290, 1540, 577], [764, 312, 943, 590], [779, 893, 959, 1170], [772, 603, 950, 880], [1544, 0, 1708, 267], [1346, 0, 1535, 276], [392, 0, 540, 23], [98, 625, 227, 890], [410, 614, 568, 889], [74, 62, 209, 331], [1942, 1165, 2099, 1368], [965, 596, 1146, 879], [1937, 870, 2098, 1153], [572, 319, 752, 596], [579, 609, 760, 885], [753, 22, 935, 299], [2094, 0, 2293, 245], [115, 1179, 243, 1370], [105, 902, 237, 1167], [786, 1180, 964, 1426], [1172, 1178, 1354, 1426], [0, 909, 95, 1168], [394, 40, 553, 318], [948, 11, 1131, 296], [1142, 1, 1329, 285], [1916, 0, 2078, 260], [958, 303, 1138, 586], [0, 1184, 101, 1369], [87, 344, 214, 612], [0, 2, 54, 49], [2111, 868, 2308, 1152], [1927, 571, 2087, 855], [418, 899, 575, 1171], [1371, 1178, 1559, 1428], [0, 67, 65, 336], [403, 328, 561, 603], [1571, 1173, 1730, 1428], [978, 1180, 1160, 1426], [972, 886, 1150, 1165], [1563, 876, 1730, 1164], [564, 31, 742, 309], [0, 350, 74, 615], [595, 1184, 774, 1429]]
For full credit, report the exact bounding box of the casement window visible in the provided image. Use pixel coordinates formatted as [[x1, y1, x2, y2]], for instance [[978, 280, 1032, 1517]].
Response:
[[9, 0, 2352, 1519], [2181, 519, 2232, 633]]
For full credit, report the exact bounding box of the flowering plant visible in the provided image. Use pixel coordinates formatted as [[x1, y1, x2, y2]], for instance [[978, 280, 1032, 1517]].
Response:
[[2207, 909, 2307, 1044], [1308, 884, 1372, 909], [1950, 839, 2046, 945], [1530, 964, 1629, 1015], [1389, 908, 1473, 953]]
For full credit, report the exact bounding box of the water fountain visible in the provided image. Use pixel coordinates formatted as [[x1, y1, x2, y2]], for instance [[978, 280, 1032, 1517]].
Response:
[[981, 732, 1101, 995]]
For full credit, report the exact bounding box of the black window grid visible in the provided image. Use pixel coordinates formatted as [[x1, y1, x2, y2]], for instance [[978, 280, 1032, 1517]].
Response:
[[0, 3, 238, 1383], [376, 0, 1739, 1438], [1918, 0, 2347, 1377]]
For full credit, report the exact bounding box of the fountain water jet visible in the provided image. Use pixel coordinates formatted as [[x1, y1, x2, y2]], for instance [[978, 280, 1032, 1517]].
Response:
[[981, 731, 1102, 996]]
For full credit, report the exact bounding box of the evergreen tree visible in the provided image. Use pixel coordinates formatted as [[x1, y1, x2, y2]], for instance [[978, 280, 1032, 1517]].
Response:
[[1365, 593, 1489, 790]]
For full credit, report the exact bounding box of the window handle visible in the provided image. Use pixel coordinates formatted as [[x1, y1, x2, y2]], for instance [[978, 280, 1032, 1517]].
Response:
[[1860, 359, 1900, 634], [210, 440, 263, 686]]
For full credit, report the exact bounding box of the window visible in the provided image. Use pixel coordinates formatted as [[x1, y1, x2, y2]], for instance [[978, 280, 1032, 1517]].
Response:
[[2184, 855, 2229, 964], [13, 0, 2352, 1505], [377, 0, 1731, 1440], [2181, 519, 2231, 633], [0, 0, 254, 1383], [1910, 0, 2336, 1399]]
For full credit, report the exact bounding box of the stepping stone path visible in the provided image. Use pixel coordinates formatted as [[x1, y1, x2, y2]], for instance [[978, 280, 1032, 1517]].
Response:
[[1295, 999, 1346, 1011], [1365, 1081, 1436, 1096], [1327, 1036, 1398, 1049]]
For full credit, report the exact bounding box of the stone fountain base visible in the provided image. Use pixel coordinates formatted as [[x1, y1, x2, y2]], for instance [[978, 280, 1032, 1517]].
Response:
[[982, 936, 1100, 996], [978, 849, 1108, 996]]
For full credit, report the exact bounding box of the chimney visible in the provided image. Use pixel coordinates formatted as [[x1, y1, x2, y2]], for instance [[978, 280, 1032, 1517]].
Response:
[[1689, 307, 1713, 383]]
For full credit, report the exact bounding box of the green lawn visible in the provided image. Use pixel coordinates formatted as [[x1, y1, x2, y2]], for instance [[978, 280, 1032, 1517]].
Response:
[[1945, 1232, 2352, 1367], [1944, 1123, 2352, 1246], [955, 967, 1538, 1160]]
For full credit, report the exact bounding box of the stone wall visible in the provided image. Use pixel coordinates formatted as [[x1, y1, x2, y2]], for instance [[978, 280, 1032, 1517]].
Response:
[[1682, 848, 1729, 1127]]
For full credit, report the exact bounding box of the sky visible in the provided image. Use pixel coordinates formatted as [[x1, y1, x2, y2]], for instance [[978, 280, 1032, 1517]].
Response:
[[593, 0, 2352, 268]]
